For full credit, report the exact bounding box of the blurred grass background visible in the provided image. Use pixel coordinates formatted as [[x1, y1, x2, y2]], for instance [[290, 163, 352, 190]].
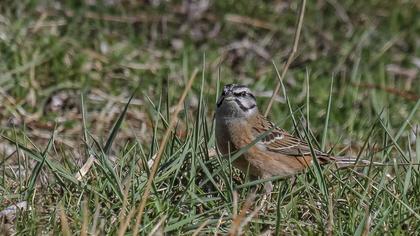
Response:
[[0, 0, 419, 235]]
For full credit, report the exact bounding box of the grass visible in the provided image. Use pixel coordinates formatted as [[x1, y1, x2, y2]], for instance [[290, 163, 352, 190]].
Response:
[[1, 0, 419, 235]]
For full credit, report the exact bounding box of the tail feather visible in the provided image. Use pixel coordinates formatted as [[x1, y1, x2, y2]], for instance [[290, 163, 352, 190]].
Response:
[[330, 156, 381, 168]]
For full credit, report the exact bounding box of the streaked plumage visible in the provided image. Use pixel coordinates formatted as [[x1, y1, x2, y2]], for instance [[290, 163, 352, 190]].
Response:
[[215, 84, 350, 192]]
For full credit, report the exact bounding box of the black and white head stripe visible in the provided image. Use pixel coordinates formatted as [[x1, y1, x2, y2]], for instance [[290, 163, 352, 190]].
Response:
[[217, 84, 257, 111]]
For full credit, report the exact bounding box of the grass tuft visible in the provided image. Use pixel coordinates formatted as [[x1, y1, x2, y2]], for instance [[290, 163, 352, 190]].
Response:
[[1, 0, 419, 234]]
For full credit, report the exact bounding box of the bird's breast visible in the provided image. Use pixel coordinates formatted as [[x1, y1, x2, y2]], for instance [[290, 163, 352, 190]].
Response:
[[215, 117, 254, 155]]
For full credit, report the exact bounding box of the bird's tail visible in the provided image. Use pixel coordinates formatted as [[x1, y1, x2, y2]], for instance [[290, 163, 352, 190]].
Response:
[[331, 156, 381, 168]]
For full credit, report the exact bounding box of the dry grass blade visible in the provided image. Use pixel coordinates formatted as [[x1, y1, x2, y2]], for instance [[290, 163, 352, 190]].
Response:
[[225, 14, 276, 30], [148, 215, 167, 236], [131, 69, 198, 235], [62, 9, 167, 24], [75, 155, 97, 181], [229, 193, 255, 236], [232, 191, 238, 219], [58, 203, 71, 236], [362, 205, 371, 236], [116, 185, 131, 235], [264, 0, 306, 117], [214, 211, 227, 236], [80, 200, 89, 236], [238, 194, 268, 234], [191, 219, 209, 236], [353, 82, 419, 101], [117, 208, 136, 236], [327, 193, 334, 236]]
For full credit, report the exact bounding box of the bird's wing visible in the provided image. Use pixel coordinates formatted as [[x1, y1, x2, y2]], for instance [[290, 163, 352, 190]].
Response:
[[251, 115, 330, 162]]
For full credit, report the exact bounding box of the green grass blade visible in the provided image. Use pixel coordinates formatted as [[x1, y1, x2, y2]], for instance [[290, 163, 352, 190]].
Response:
[[322, 75, 334, 150], [104, 89, 137, 154]]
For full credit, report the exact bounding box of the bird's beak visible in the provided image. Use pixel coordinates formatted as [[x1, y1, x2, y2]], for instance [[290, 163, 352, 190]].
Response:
[[217, 92, 234, 107]]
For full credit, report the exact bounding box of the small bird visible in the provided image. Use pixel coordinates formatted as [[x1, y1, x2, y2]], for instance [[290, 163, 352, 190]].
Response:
[[215, 84, 358, 193]]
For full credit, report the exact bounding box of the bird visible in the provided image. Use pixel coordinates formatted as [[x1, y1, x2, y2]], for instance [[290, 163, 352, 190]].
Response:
[[215, 84, 361, 193]]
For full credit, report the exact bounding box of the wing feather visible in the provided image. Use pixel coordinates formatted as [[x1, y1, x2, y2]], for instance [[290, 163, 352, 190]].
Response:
[[251, 115, 329, 159]]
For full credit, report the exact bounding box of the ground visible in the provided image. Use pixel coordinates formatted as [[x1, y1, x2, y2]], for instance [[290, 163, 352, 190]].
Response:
[[0, 0, 419, 235]]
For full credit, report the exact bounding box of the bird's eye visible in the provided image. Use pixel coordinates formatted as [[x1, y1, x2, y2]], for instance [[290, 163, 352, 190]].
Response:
[[221, 91, 226, 96], [234, 91, 247, 97]]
